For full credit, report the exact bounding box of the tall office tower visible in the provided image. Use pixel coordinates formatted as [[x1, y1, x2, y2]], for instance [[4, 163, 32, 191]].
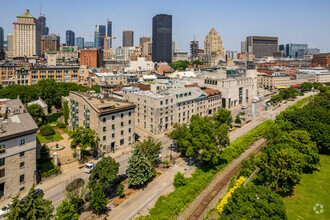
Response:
[[190, 40, 199, 61], [152, 14, 172, 63], [241, 41, 247, 53], [285, 43, 308, 58], [140, 37, 150, 46], [246, 36, 278, 58], [107, 20, 112, 48], [84, 42, 94, 48], [38, 14, 49, 35], [66, 30, 75, 46], [204, 28, 225, 56], [76, 37, 84, 49], [94, 25, 106, 49], [13, 9, 41, 57], [0, 27, 4, 50], [7, 34, 13, 53], [123, 31, 134, 47]]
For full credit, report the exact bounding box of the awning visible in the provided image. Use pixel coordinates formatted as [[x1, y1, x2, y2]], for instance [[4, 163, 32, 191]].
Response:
[[292, 84, 301, 88], [277, 86, 286, 89]]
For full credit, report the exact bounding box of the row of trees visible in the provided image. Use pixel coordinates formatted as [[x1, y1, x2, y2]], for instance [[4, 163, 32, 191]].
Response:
[[0, 79, 100, 110], [169, 60, 204, 71], [168, 108, 232, 166]]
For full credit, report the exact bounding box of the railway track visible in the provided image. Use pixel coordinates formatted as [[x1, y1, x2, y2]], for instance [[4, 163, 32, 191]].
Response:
[[186, 141, 264, 220]]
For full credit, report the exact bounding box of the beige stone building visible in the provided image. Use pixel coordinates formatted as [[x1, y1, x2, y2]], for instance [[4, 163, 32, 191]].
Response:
[[204, 28, 225, 56], [13, 9, 41, 57], [258, 74, 292, 90], [93, 72, 128, 86], [69, 91, 135, 155], [30, 66, 80, 84], [0, 99, 39, 200]]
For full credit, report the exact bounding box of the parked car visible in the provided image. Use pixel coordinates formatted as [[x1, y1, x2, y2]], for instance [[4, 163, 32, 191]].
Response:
[[21, 189, 43, 202], [0, 203, 11, 217], [85, 163, 95, 174], [110, 174, 127, 188], [84, 191, 93, 202], [241, 105, 248, 109], [66, 178, 85, 192]]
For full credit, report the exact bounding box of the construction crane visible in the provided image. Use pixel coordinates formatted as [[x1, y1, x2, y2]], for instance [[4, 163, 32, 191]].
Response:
[[77, 34, 117, 61]]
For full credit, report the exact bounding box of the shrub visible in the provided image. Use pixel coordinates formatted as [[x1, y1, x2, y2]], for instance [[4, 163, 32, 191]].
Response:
[[173, 172, 187, 188], [42, 112, 63, 124], [41, 166, 60, 177], [57, 122, 66, 128], [40, 125, 55, 136]]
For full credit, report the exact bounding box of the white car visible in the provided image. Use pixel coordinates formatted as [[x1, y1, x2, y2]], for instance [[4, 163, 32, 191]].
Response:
[[0, 203, 11, 217], [241, 105, 248, 109]]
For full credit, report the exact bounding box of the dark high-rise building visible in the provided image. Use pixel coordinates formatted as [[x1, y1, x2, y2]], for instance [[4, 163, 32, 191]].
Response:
[[152, 14, 172, 63], [140, 37, 150, 46], [38, 15, 49, 35], [190, 40, 199, 61], [123, 31, 134, 47], [246, 36, 278, 58], [0, 27, 4, 50], [76, 37, 84, 49], [107, 20, 112, 48], [94, 25, 106, 49], [66, 30, 75, 46]]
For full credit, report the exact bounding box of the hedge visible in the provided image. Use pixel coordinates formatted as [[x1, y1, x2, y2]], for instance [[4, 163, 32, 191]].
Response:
[[42, 112, 63, 124], [138, 120, 271, 220], [40, 125, 55, 136], [41, 166, 60, 177]]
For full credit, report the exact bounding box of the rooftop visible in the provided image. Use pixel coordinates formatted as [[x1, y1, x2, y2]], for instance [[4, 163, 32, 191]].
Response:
[[0, 99, 38, 141], [70, 91, 135, 115], [17, 9, 35, 18]]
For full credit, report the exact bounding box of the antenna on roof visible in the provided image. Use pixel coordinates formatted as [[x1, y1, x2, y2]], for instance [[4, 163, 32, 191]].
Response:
[[39, 2, 42, 16]]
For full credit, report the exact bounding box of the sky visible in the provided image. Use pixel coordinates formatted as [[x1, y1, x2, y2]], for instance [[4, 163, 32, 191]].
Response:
[[1, 0, 330, 53]]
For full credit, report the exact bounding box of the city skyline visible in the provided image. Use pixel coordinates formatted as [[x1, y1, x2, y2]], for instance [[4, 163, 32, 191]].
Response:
[[0, 0, 329, 52]]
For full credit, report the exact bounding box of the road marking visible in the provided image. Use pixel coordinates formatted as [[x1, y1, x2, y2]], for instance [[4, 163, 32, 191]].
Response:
[[132, 201, 136, 205], [119, 211, 124, 215], [52, 196, 65, 205]]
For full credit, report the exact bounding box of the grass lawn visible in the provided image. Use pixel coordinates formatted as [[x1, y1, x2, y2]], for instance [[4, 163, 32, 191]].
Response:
[[36, 131, 64, 143], [37, 159, 54, 174], [284, 154, 330, 220]]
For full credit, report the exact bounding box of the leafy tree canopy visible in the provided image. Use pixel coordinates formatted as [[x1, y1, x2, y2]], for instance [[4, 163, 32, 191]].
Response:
[[90, 183, 108, 214], [69, 127, 100, 151], [54, 199, 79, 220], [26, 104, 45, 123]]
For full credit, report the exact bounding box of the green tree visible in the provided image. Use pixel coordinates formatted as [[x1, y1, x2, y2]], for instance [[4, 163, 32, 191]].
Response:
[[238, 154, 256, 178], [220, 184, 286, 219], [90, 183, 108, 214], [54, 199, 79, 220], [26, 104, 45, 123], [3, 193, 22, 219], [213, 108, 233, 128], [127, 146, 153, 187], [69, 127, 100, 153], [300, 82, 313, 92], [117, 184, 124, 198], [192, 60, 204, 66], [257, 147, 304, 194], [89, 156, 119, 190], [136, 136, 162, 173], [39, 144, 50, 162], [234, 114, 242, 126], [62, 100, 69, 125], [65, 181, 87, 213], [169, 60, 192, 70], [173, 172, 187, 188], [13, 185, 54, 220], [90, 84, 100, 93], [37, 79, 59, 110]]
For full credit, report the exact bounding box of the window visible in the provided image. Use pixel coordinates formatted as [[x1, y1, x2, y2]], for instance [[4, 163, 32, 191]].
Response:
[[112, 125, 115, 130], [129, 120, 131, 125], [171, 99, 173, 103], [121, 122, 124, 127], [121, 113, 124, 118], [120, 139, 124, 145], [0, 144, 5, 153], [103, 118, 106, 122], [20, 162, 25, 168], [20, 174, 24, 184], [20, 152, 25, 157], [112, 115, 115, 120], [166, 99, 168, 104], [129, 136, 131, 141], [129, 128, 131, 133], [0, 169, 4, 178], [129, 111, 131, 116], [112, 133, 115, 138], [103, 136, 106, 141], [160, 101, 163, 105], [103, 127, 106, 132], [0, 158, 4, 166], [121, 130, 124, 135], [20, 139, 25, 145]]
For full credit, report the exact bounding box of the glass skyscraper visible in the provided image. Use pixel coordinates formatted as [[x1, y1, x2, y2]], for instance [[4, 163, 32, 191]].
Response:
[[0, 27, 4, 50], [76, 37, 84, 49], [66, 30, 75, 46], [152, 14, 172, 63], [94, 25, 106, 49], [107, 20, 112, 48], [285, 43, 308, 58]]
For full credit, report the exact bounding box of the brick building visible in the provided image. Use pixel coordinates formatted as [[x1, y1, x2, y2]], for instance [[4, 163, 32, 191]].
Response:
[[41, 34, 60, 55], [312, 53, 330, 67], [80, 49, 103, 68]]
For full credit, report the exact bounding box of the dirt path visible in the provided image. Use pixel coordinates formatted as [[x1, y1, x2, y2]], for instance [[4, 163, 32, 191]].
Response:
[[179, 138, 266, 220]]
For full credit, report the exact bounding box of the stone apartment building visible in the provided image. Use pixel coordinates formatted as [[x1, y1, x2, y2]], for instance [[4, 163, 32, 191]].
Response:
[[257, 74, 291, 90], [69, 91, 135, 155], [93, 72, 128, 86], [0, 99, 39, 200]]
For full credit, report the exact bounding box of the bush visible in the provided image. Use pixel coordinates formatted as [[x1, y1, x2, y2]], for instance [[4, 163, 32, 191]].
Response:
[[39, 144, 50, 162], [41, 166, 60, 177], [173, 172, 187, 188], [42, 112, 63, 124], [57, 122, 66, 128], [40, 125, 55, 136]]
